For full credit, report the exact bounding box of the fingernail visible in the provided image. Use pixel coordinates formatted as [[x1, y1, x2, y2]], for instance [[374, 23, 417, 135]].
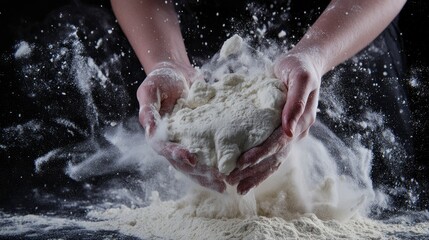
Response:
[[289, 128, 294, 137], [238, 184, 251, 195], [239, 188, 249, 195], [186, 158, 196, 166], [284, 126, 293, 137], [283, 118, 294, 137]]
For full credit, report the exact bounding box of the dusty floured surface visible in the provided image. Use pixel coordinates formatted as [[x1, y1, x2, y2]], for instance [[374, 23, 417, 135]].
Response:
[[83, 199, 429, 240]]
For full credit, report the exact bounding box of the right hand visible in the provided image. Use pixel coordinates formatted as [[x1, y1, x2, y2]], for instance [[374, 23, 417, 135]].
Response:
[[137, 62, 226, 193]]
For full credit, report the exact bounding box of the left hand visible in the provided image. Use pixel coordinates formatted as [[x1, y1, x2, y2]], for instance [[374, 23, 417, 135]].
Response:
[[138, 62, 226, 193]]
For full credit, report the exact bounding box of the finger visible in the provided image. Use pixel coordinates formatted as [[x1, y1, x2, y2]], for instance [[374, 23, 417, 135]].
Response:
[[158, 82, 183, 116], [137, 82, 161, 135], [137, 80, 161, 113], [184, 159, 226, 192], [166, 156, 226, 193], [236, 158, 281, 195], [156, 142, 197, 166], [189, 174, 226, 193], [297, 129, 309, 141], [193, 164, 225, 180], [235, 128, 286, 169], [226, 155, 279, 186], [139, 105, 156, 137], [282, 71, 315, 137], [165, 158, 226, 193], [163, 153, 226, 193]]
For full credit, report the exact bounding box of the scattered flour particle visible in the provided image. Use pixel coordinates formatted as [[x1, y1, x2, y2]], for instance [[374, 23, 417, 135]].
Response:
[[278, 30, 286, 38], [14, 41, 33, 59], [95, 39, 103, 49]]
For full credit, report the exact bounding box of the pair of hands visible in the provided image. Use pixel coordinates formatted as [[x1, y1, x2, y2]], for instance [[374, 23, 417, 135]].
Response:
[[137, 54, 321, 195]]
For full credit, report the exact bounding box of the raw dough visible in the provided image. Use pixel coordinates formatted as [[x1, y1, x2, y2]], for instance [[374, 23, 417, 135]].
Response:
[[168, 35, 286, 174]]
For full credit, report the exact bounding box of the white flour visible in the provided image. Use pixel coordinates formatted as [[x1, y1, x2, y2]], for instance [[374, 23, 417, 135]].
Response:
[[2, 206, 428, 239], [82, 132, 385, 239], [14, 41, 32, 59], [168, 35, 286, 174], [83, 199, 429, 240]]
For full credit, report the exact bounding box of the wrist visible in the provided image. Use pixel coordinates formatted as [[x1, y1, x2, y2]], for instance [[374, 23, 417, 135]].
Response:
[[290, 46, 325, 74], [149, 61, 197, 85], [274, 49, 324, 81]]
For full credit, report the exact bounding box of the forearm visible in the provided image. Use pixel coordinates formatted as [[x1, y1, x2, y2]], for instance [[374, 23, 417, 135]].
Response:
[[110, 0, 190, 73], [290, 0, 407, 75]]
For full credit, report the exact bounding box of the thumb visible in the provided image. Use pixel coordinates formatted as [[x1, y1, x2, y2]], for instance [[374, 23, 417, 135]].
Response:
[[139, 105, 157, 137], [137, 83, 161, 137]]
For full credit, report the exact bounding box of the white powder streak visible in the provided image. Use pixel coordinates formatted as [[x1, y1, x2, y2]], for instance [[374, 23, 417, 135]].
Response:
[[14, 41, 32, 59]]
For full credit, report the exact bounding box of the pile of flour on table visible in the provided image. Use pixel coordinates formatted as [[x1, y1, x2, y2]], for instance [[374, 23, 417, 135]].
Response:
[[168, 34, 286, 174]]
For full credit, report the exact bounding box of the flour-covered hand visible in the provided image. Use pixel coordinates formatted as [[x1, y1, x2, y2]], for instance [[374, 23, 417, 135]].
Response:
[[137, 62, 193, 137], [137, 62, 226, 193]]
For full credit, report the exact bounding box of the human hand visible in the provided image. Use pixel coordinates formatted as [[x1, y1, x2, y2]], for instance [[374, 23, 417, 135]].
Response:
[[137, 62, 226, 193]]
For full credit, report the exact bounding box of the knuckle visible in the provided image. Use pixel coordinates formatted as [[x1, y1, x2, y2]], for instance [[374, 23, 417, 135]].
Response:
[[140, 81, 156, 92], [288, 70, 311, 87], [272, 160, 281, 171], [139, 121, 146, 132], [138, 113, 146, 125], [136, 84, 151, 100], [291, 70, 318, 89], [296, 70, 311, 82], [296, 99, 306, 109], [292, 99, 306, 114]]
